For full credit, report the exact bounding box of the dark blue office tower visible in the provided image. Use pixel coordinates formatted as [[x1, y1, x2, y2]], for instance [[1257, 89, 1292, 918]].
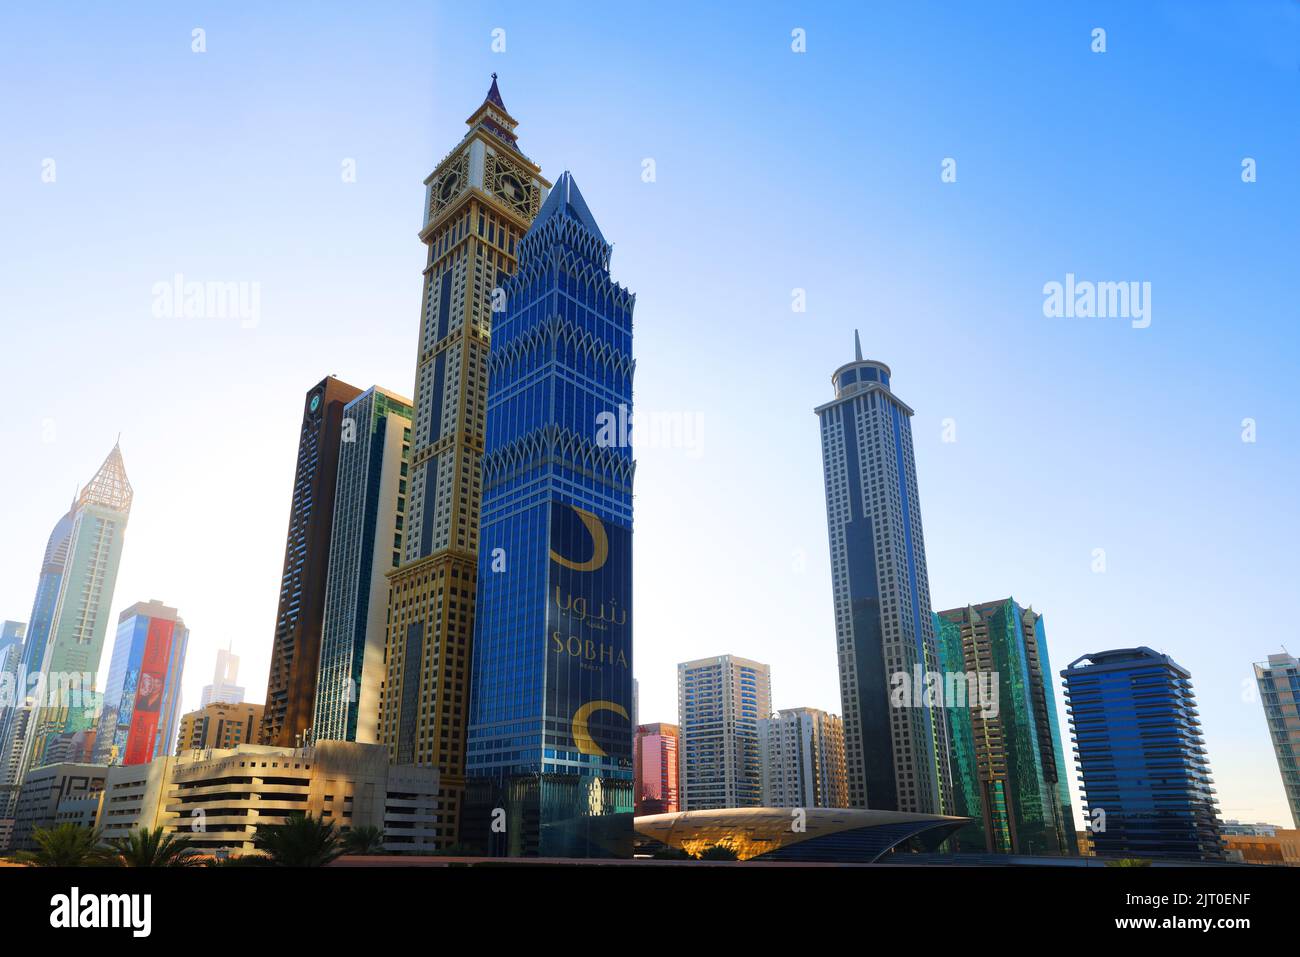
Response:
[[1062, 647, 1224, 861], [465, 172, 636, 857]]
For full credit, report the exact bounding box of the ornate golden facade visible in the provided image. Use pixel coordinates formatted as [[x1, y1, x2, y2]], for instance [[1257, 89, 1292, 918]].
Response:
[[378, 76, 549, 849]]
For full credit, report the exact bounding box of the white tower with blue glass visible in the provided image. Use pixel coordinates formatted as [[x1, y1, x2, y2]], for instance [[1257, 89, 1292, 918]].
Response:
[[815, 334, 951, 815]]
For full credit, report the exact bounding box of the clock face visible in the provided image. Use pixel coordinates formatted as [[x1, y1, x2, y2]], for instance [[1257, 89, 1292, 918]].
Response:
[[484, 154, 535, 217], [497, 172, 528, 209], [439, 171, 460, 202]]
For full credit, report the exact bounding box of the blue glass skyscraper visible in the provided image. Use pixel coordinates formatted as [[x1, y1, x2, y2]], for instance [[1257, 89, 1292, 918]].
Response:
[[1062, 647, 1225, 861], [465, 172, 635, 857], [0, 506, 73, 809]]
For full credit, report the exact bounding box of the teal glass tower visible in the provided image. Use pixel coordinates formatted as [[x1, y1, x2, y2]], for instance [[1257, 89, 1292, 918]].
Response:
[[313, 386, 413, 744], [935, 599, 1075, 855], [465, 172, 636, 857], [12, 443, 133, 785]]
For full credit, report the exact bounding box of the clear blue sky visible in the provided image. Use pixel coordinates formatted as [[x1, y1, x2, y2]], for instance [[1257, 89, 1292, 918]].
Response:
[[1, 1, 1297, 827]]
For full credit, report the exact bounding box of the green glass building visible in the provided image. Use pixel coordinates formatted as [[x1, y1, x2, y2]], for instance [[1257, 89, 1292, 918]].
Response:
[[15, 443, 133, 780], [313, 386, 413, 744], [934, 599, 1075, 856]]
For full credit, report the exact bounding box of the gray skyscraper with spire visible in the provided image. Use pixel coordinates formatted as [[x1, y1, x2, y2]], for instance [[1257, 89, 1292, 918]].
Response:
[[815, 334, 952, 815]]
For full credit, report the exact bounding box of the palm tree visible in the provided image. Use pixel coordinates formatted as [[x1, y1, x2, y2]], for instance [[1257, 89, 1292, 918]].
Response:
[[341, 825, 386, 856], [107, 827, 204, 867], [252, 813, 345, 867], [695, 844, 740, 861], [15, 824, 117, 867]]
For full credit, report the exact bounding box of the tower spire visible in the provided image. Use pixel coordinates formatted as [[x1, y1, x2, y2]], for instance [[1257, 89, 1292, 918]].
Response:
[[854, 329, 863, 362], [466, 73, 518, 145], [485, 72, 505, 109], [78, 441, 133, 513]]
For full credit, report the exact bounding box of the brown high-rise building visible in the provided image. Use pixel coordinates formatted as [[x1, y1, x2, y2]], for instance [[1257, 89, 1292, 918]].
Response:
[[178, 701, 263, 752], [260, 376, 363, 747], [377, 76, 548, 847]]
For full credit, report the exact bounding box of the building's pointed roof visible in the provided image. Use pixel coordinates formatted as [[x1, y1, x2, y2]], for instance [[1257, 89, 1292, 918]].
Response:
[[485, 72, 506, 110], [854, 329, 863, 362], [77, 440, 133, 514], [530, 171, 606, 245], [465, 72, 519, 146]]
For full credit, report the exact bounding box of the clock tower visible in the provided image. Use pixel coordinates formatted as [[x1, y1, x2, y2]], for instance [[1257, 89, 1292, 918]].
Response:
[[379, 76, 549, 847]]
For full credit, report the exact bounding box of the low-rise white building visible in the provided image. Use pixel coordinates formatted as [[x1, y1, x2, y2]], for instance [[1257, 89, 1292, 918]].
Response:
[[96, 741, 441, 855]]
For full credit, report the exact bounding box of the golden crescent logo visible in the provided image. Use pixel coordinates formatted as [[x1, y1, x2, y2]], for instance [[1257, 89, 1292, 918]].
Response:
[[550, 505, 609, 572], [571, 699, 629, 756]]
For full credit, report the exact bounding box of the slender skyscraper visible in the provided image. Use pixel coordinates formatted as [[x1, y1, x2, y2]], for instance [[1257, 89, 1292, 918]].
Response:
[[1253, 651, 1300, 829], [935, 599, 1074, 854], [261, 376, 363, 747], [93, 600, 189, 766], [314, 386, 412, 743], [1, 506, 73, 821], [815, 335, 952, 814], [13, 442, 133, 784], [464, 171, 635, 857], [3, 475, 93, 827], [1063, 647, 1225, 861], [17, 508, 75, 685], [379, 77, 548, 848]]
